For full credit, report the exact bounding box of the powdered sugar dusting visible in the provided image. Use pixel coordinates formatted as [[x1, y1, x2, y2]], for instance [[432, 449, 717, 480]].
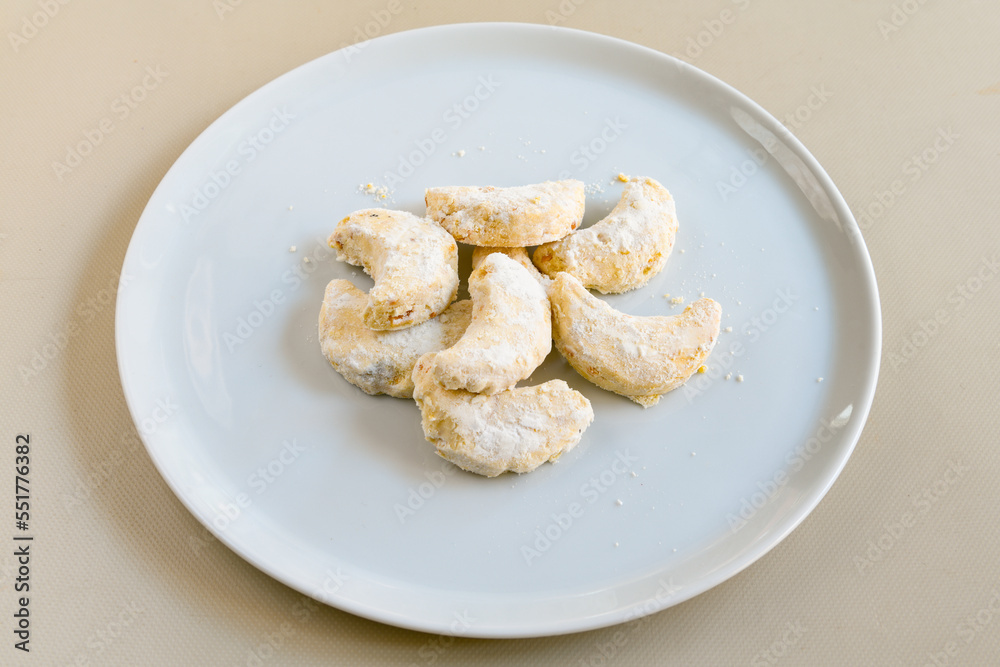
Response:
[[318, 280, 471, 397], [432, 253, 551, 394], [330, 209, 459, 330], [534, 177, 677, 294], [425, 180, 585, 247], [412, 356, 594, 477], [550, 272, 721, 406]]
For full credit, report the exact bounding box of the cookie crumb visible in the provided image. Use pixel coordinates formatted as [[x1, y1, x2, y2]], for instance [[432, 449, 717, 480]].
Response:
[[669, 296, 684, 306], [288, 245, 297, 252], [360, 182, 391, 201], [617, 172, 629, 182], [736, 374, 744, 382], [725, 373, 732, 380], [615, 499, 623, 507], [723, 326, 733, 333], [817, 377, 824, 383], [697, 365, 707, 373]]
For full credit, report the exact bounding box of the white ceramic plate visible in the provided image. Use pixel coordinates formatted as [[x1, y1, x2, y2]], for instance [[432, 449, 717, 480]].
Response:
[[116, 23, 880, 638]]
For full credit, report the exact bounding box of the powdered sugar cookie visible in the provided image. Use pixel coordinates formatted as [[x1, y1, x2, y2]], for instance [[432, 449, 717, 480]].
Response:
[[329, 209, 459, 330], [471, 246, 550, 289], [319, 280, 471, 398], [412, 353, 594, 477], [431, 253, 550, 395], [550, 272, 721, 407], [533, 177, 677, 294], [425, 180, 585, 247]]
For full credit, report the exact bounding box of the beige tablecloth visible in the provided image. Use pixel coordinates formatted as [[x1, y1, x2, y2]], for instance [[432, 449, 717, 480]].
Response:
[[3, 0, 999, 664]]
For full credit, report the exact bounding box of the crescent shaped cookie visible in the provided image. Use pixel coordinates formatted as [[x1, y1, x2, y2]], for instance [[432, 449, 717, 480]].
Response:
[[319, 280, 472, 398], [329, 209, 459, 330], [533, 177, 678, 294], [431, 253, 551, 395], [425, 180, 585, 247], [550, 272, 721, 407], [471, 246, 551, 289], [412, 353, 594, 477]]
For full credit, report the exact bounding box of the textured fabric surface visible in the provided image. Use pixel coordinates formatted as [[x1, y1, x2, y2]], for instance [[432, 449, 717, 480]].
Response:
[[2, 0, 999, 664]]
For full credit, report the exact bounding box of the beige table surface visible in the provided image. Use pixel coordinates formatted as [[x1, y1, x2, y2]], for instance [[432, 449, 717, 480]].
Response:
[[3, 0, 999, 665]]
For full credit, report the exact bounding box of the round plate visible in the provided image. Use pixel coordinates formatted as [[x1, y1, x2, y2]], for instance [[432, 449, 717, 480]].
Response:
[[116, 23, 880, 638]]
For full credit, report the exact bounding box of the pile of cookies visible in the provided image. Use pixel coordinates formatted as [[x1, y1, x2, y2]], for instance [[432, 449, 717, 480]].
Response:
[[319, 178, 721, 477]]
